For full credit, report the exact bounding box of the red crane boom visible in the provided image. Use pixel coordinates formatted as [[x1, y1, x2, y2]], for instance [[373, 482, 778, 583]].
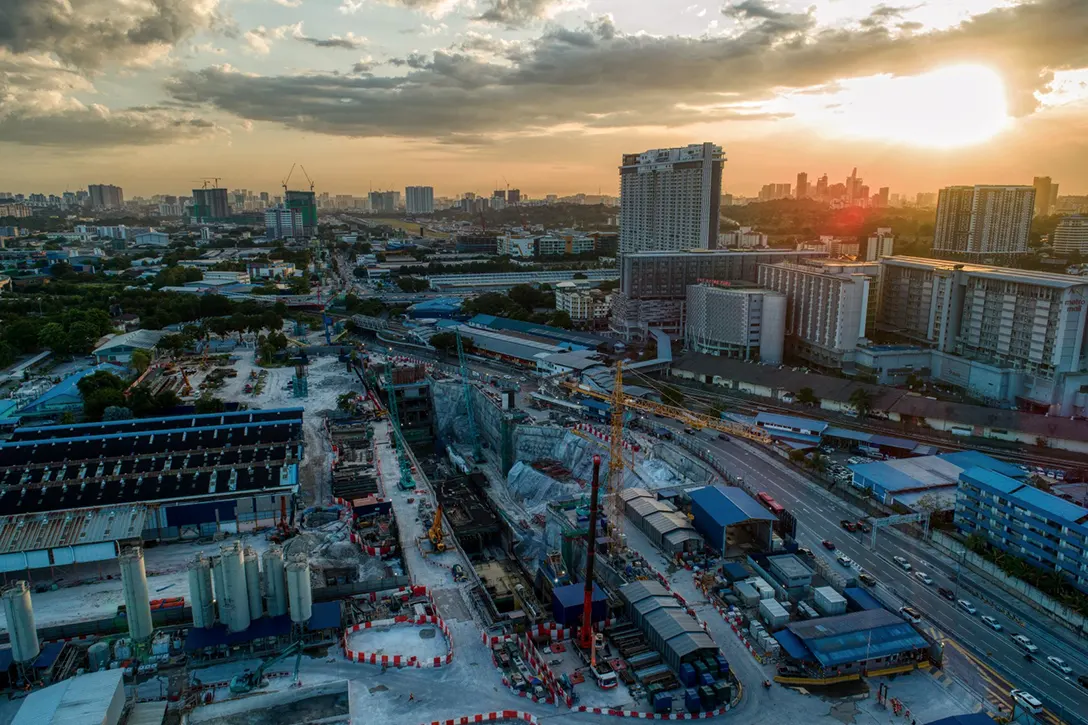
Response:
[[578, 455, 602, 652]]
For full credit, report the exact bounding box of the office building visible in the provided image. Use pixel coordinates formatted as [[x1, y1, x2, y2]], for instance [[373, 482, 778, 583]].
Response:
[[88, 184, 124, 210], [796, 173, 809, 200], [619, 143, 724, 255], [536, 233, 595, 256], [368, 190, 400, 213], [685, 283, 785, 364], [264, 204, 303, 240], [932, 185, 1034, 260], [718, 226, 768, 249], [492, 190, 506, 202], [405, 186, 435, 215], [873, 187, 890, 208], [507, 189, 521, 204], [865, 228, 895, 261], [1053, 215, 1088, 256], [190, 187, 231, 222], [815, 175, 828, 200], [1033, 176, 1055, 217], [758, 262, 873, 369], [915, 192, 938, 208], [955, 467, 1088, 595], [285, 190, 317, 234], [610, 248, 826, 340], [555, 282, 612, 323]]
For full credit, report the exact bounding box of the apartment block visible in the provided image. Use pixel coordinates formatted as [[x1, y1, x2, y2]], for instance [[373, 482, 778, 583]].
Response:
[[685, 284, 785, 364], [933, 185, 1034, 260], [1052, 215, 1088, 256], [555, 282, 612, 322], [405, 186, 435, 215], [955, 467, 1088, 595]]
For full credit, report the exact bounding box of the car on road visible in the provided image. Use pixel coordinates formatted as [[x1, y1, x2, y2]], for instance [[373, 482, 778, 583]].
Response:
[[797, 547, 812, 557], [684, 428, 696, 435], [840, 519, 857, 532], [836, 554, 854, 567], [1078, 674, 1088, 689], [821, 540, 836, 550], [1047, 656, 1073, 675], [957, 599, 977, 615], [915, 571, 934, 585], [938, 587, 955, 601], [981, 615, 1003, 631], [898, 606, 922, 623], [1010, 690, 1043, 715], [893, 556, 912, 571], [1012, 634, 1039, 654], [857, 521, 871, 533], [718, 433, 730, 441], [859, 572, 877, 587]]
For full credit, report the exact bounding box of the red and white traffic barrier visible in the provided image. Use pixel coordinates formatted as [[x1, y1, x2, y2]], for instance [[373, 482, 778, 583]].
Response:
[[417, 711, 538, 725], [573, 705, 730, 720], [344, 586, 454, 668]]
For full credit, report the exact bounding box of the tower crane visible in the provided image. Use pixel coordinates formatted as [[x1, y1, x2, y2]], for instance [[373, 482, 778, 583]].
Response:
[[606, 362, 625, 552], [455, 329, 483, 463], [384, 365, 415, 488], [300, 165, 315, 192], [282, 163, 296, 196]]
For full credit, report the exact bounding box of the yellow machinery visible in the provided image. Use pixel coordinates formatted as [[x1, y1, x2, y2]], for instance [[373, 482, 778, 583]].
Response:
[[428, 506, 446, 552], [180, 369, 193, 397]]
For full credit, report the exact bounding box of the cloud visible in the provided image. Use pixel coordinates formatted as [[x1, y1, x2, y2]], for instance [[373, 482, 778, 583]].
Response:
[[242, 23, 303, 55], [165, 0, 1088, 141], [295, 31, 367, 49], [341, 0, 468, 17], [0, 0, 225, 70], [473, 0, 574, 28], [271, 0, 303, 6]]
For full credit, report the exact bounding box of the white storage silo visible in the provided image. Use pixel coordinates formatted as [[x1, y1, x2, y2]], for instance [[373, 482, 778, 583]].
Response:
[[286, 554, 312, 624], [1, 581, 39, 664], [119, 546, 154, 642], [212, 555, 228, 624], [219, 542, 252, 633], [188, 554, 216, 629], [88, 641, 110, 671], [244, 546, 263, 620], [263, 545, 288, 617]]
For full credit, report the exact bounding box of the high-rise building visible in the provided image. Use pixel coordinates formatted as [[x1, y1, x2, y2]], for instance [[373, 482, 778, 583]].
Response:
[[492, 190, 506, 201], [815, 174, 828, 200], [405, 186, 435, 215], [846, 168, 859, 201], [507, 189, 521, 205], [1050, 183, 1060, 213], [795, 173, 809, 200], [758, 261, 875, 368], [190, 187, 230, 222], [865, 228, 895, 261], [1032, 176, 1054, 217], [88, 184, 124, 209], [874, 187, 890, 208], [932, 185, 1034, 260], [685, 284, 786, 364], [368, 190, 401, 213], [1053, 215, 1088, 257], [774, 183, 791, 200], [285, 190, 317, 234], [618, 143, 724, 255], [264, 204, 303, 240]]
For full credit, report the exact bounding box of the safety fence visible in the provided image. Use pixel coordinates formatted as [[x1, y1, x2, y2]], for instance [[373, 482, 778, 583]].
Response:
[[416, 711, 538, 725], [343, 585, 454, 668]]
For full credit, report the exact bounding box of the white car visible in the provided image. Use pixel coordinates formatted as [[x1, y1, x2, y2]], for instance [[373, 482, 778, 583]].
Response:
[[837, 554, 854, 568], [893, 556, 912, 571], [915, 571, 934, 585], [1010, 689, 1043, 715], [980, 615, 1003, 631], [1047, 656, 1073, 675], [898, 606, 922, 623], [957, 599, 977, 615], [1012, 634, 1039, 654]]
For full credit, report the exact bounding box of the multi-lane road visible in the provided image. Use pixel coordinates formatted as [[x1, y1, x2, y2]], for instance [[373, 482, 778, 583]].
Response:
[[668, 422, 1088, 724]]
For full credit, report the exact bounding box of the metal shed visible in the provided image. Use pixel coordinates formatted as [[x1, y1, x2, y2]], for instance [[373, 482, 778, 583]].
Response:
[[618, 580, 718, 672]]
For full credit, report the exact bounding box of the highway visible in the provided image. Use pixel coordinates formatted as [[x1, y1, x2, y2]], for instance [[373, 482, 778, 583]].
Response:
[[658, 419, 1088, 724]]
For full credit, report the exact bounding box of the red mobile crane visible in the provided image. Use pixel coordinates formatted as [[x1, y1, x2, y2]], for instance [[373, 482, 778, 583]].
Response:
[[577, 456, 617, 688]]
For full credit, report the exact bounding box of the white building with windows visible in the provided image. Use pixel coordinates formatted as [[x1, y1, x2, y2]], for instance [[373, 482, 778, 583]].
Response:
[[405, 186, 435, 215], [497, 235, 536, 257], [718, 226, 767, 249], [685, 283, 785, 364], [865, 228, 895, 260], [264, 204, 303, 240], [619, 143, 724, 255], [933, 185, 1034, 260], [555, 281, 612, 322], [1053, 215, 1088, 256]]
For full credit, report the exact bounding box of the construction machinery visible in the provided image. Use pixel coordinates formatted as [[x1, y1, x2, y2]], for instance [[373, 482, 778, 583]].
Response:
[[282, 163, 296, 196], [428, 505, 446, 552], [229, 641, 304, 694], [606, 362, 625, 553], [455, 329, 483, 463], [575, 456, 618, 689]]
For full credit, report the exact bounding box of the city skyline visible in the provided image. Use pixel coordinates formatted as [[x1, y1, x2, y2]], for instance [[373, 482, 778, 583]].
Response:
[[3, 1, 1088, 197]]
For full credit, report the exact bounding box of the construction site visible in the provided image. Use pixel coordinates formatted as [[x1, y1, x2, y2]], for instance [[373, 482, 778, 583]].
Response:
[[0, 314, 990, 725]]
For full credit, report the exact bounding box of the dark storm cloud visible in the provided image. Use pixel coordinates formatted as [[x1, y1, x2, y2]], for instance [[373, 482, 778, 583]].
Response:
[[473, 0, 568, 28], [164, 0, 1088, 140]]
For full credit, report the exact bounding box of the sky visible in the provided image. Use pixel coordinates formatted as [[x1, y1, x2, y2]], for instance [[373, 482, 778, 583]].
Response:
[[3, 0, 1088, 199]]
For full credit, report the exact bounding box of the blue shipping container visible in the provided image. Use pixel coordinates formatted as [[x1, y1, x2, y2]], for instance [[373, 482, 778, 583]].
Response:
[[715, 654, 730, 673], [684, 688, 702, 713], [700, 673, 716, 687], [678, 663, 697, 687], [653, 692, 672, 714]]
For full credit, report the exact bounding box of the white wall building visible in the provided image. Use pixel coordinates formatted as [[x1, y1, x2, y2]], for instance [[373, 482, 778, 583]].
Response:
[[405, 186, 435, 215], [1052, 215, 1088, 256], [619, 143, 724, 255], [865, 228, 895, 261], [202, 270, 250, 284], [264, 205, 303, 240], [555, 281, 612, 322], [133, 231, 169, 247], [536, 233, 595, 256], [933, 185, 1034, 259], [718, 226, 768, 249], [758, 262, 872, 369], [685, 284, 785, 364], [497, 235, 536, 257]]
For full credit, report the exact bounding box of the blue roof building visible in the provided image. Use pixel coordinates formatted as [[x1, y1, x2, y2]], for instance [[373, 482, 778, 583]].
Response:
[[688, 484, 776, 553], [407, 297, 463, 319], [467, 314, 606, 348], [775, 609, 929, 674], [15, 363, 127, 423], [955, 467, 1088, 594]]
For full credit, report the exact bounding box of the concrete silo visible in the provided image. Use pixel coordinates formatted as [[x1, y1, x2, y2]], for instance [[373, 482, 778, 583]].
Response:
[[244, 546, 263, 620], [1, 581, 39, 665], [218, 542, 251, 633], [119, 546, 154, 642], [263, 545, 288, 617], [188, 554, 216, 629], [286, 554, 312, 624]]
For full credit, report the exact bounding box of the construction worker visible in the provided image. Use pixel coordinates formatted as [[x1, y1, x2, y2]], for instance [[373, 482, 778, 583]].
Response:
[[408, 692, 415, 702]]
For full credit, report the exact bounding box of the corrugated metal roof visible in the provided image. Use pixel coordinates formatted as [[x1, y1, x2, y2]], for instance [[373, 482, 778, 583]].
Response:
[[756, 413, 829, 434], [618, 579, 670, 607], [960, 467, 1025, 495], [0, 506, 147, 554], [634, 596, 680, 617], [787, 610, 928, 668], [11, 668, 123, 725], [664, 529, 702, 546], [125, 701, 166, 725], [689, 484, 777, 526], [939, 451, 1026, 479], [665, 631, 717, 660], [1012, 484, 1088, 524], [631, 499, 674, 520], [621, 488, 653, 503], [645, 607, 704, 641], [644, 511, 692, 537]]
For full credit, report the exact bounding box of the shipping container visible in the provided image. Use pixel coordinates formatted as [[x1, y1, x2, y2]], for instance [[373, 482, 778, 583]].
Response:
[[653, 692, 672, 714], [684, 688, 702, 713], [679, 662, 697, 687]]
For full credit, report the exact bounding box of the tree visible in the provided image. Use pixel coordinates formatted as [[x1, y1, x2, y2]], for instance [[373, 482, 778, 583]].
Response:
[[79, 371, 128, 420], [103, 406, 133, 421], [849, 388, 874, 418], [130, 349, 151, 374], [573, 272, 588, 280], [548, 310, 573, 329], [66, 321, 98, 354], [430, 331, 459, 355], [4, 319, 39, 353], [195, 395, 226, 414], [796, 387, 819, 406], [395, 276, 429, 293], [37, 322, 69, 355]]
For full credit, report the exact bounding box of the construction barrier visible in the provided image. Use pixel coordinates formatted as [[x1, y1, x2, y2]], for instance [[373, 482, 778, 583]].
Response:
[[574, 423, 640, 453], [573, 705, 730, 720], [343, 586, 454, 668], [416, 711, 538, 725]]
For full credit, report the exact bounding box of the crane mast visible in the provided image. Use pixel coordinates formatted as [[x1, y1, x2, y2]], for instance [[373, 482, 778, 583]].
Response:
[[606, 362, 625, 553], [455, 329, 482, 462], [384, 365, 414, 484]]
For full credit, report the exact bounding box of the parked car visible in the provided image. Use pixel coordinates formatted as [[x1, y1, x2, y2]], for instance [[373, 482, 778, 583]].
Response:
[[915, 571, 934, 585], [898, 606, 922, 623], [893, 556, 912, 571], [821, 540, 836, 550], [957, 600, 977, 615], [938, 587, 955, 601], [1047, 656, 1073, 675], [981, 615, 1002, 631]]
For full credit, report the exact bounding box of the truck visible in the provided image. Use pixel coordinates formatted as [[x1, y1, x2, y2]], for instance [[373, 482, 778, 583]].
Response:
[[653, 426, 672, 439], [575, 640, 618, 689]]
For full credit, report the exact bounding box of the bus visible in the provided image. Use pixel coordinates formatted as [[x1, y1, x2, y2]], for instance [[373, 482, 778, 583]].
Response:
[[756, 491, 785, 516]]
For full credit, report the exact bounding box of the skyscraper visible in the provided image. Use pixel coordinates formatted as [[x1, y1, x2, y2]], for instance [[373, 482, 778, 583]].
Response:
[[405, 186, 435, 215], [265, 205, 303, 240], [88, 184, 124, 209], [815, 174, 828, 200], [846, 168, 859, 201], [190, 187, 230, 222], [1032, 176, 1053, 217], [774, 183, 791, 200], [796, 172, 809, 199], [507, 189, 521, 204], [619, 143, 724, 254], [368, 190, 400, 213], [874, 187, 890, 208], [1052, 215, 1088, 256], [932, 185, 1035, 260], [285, 190, 317, 234]]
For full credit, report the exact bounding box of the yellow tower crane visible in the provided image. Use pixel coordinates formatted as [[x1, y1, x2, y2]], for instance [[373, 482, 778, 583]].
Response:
[[606, 362, 625, 553]]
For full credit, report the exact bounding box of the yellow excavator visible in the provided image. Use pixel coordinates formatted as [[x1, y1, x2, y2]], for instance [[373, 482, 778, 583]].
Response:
[[428, 506, 446, 552]]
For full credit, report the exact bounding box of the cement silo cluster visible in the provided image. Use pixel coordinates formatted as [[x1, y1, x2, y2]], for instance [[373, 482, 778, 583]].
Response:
[[119, 546, 154, 643], [2, 581, 40, 671], [190, 543, 312, 631]]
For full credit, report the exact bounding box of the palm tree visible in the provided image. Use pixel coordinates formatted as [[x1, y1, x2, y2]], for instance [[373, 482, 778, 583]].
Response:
[[849, 388, 874, 418]]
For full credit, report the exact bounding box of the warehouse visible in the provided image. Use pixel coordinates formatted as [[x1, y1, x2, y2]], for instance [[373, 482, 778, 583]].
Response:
[[621, 488, 702, 554], [688, 485, 777, 553], [10, 667, 124, 725], [773, 609, 929, 677], [618, 580, 717, 672]]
